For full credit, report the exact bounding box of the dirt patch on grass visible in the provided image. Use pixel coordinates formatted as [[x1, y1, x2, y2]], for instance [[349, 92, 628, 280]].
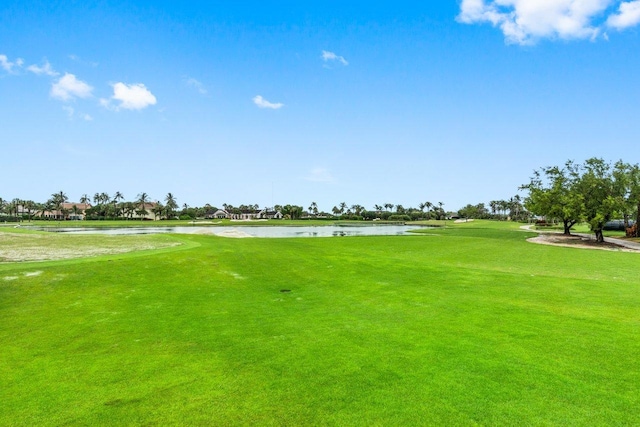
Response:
[[0, 232, 181, 262], [215, 229, 253, 238], [528, 233, 639, 252]]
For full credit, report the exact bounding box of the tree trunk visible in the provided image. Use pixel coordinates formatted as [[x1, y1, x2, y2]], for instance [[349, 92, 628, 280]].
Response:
[[636, 202, 640, 238], [563, 220, 574, 235], [594, 229, 604, 243]]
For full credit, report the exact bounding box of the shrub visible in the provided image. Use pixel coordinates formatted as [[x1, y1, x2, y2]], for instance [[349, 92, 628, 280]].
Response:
[[388, 214, 411, 221]]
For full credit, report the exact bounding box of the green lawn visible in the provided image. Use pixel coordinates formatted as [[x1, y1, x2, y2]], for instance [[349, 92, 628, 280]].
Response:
[[1, 222, 639, 425]]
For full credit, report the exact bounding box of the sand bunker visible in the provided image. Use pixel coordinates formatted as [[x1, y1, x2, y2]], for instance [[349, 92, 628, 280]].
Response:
[[215, 229, 254, 238]]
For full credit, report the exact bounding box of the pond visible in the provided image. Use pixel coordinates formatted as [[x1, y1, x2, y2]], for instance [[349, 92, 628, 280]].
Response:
[[27, 224, 429, 238]]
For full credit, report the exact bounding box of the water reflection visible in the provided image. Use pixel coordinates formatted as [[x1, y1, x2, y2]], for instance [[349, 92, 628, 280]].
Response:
[[28, 224, 428, 238]]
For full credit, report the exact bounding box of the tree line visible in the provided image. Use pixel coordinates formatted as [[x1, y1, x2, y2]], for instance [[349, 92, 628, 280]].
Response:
[[0, 192, 450, 222], [457, 196, 528, 222], [0, 191, 182, 221]]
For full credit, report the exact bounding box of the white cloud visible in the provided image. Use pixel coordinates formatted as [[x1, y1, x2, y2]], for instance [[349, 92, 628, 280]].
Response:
[[0, 54, 24, 73], [185, 77, 207, 94], [50, 73, 93, 101], [62, 105, 93, 121], [27, 60, 58, 76], [102, 82, 157, 111], [456, 0, 639, 44], [607, 1, 640, 28], [321, 50, 348, 66], [305, 168, 336, 183], [253, 95, 283, 109]]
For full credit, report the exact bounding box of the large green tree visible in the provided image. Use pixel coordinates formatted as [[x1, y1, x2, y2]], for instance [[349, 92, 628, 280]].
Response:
[[575, 158, 627, 243], [618, 163, 640, 236], [282, 204, 303, 220], [522, 161, 584, 235], [458, 203, 488, 219]]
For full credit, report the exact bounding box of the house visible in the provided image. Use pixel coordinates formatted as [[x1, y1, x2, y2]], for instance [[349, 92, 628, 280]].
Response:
[[258, 209, 283, 220], [129, 202, 160, 220], [202, 205, 217, 219], [210, 209, 231, 219], [238, 210, 260, 220], [16, 204, 39, 218], [64, 202, 92, 220], [40, 202, 93, 220], [208, 208, 283, 220]]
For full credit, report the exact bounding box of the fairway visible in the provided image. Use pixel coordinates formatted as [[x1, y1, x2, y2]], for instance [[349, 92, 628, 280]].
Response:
[[1, 223, 639, 425]]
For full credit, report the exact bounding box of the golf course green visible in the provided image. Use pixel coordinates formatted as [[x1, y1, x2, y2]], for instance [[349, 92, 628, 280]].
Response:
[[1, 221, 638, 425]]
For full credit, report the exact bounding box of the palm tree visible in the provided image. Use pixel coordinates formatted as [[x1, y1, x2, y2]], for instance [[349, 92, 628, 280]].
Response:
[[34, 201, 47, 220], [384, 203, 393, 212], [511, 195, 522, 221], [123, 202, 136, 220], [39, 200, 53, 220], [424, 201, 433, 217], [91, 193, 102, 218], [60, 206, 70, 220], [499, 200, 509, 218], [136, 192, 149, 220], [351, 204, 364, 216], [111, 191, 124, 219], [50, 191, 68, 220], [308, 202, 318, 215], [9, 198, 20, 219], [489, 200, 497, 217], [152, 203, 165, 220], [339, 202, 347, 214], [165, 193, 178, 219], [437, 202, 445, 220], [112, 191, 124, 203], [80, 194, 90, 205], [21, 200, 34, 221]]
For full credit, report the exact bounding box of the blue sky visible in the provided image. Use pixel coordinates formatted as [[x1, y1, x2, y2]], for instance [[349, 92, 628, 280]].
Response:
[[2, 0, 640, 212]]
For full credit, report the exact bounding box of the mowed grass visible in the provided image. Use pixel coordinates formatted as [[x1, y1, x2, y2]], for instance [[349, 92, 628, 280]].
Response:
[[1, 223, 639, 425]]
